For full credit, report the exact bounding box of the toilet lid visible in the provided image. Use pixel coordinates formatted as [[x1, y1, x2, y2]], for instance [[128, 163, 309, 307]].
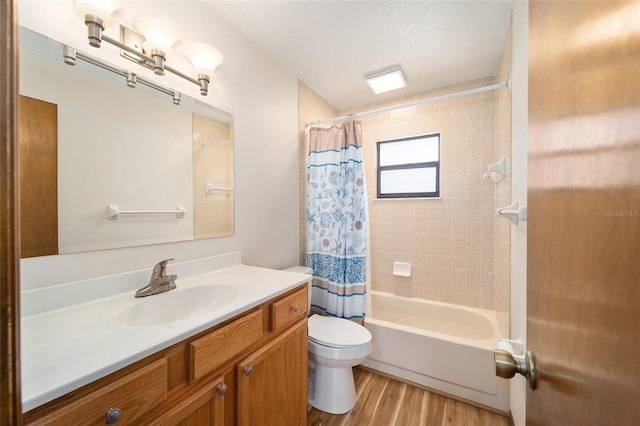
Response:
[[308, 314, 372, 348]]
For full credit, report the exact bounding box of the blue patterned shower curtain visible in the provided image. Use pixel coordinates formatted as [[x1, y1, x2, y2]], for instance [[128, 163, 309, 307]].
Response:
[[306, 120, 367, 321]]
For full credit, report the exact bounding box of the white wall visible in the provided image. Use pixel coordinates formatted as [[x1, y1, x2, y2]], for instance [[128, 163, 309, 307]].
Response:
[[21, 44, 195, 253], [19, 1, 300, 289], [510, 2, 529, 424]]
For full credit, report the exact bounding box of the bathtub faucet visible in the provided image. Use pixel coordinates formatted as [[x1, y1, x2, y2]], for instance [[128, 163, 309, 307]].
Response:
[[135, 258, 177, 297]]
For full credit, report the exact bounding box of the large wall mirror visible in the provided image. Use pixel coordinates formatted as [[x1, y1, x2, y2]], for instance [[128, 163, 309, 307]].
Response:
[[19, 27, 234, 258]]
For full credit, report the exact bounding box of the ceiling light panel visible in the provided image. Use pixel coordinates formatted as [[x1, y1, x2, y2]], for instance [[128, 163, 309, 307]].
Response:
[[365, 67, 406, 94]]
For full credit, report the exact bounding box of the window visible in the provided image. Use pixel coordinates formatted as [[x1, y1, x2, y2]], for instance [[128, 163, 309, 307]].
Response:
[[376, 133, 440, 198]]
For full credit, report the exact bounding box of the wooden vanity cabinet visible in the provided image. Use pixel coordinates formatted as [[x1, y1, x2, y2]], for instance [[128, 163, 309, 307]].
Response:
[[236, 320, 307, 426], [23, 285, 308, 426]]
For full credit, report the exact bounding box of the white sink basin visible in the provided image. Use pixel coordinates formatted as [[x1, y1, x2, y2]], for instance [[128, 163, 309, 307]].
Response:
[[118, 285, 239, 327]]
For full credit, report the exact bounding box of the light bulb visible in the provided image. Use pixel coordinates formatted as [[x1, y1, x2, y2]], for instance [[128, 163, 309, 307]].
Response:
[[133, 15, 179, 55], [184, 42, 224, 75], [74, 0, 123, 27]]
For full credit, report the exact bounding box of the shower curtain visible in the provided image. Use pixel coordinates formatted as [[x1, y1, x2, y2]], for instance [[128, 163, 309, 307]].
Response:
[[306, 120, 367, 321]]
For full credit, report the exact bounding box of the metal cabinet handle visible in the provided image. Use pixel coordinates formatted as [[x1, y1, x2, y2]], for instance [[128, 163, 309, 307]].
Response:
[[104, 408, 122, 424], [243, 366, 253, 376], [494, 349, 537, 390], [217, 383, 228, 396], [291, 304, 299, 312]]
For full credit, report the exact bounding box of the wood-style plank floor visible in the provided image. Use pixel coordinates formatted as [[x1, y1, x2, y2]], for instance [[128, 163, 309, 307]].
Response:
[[308, 368, 508, 426]]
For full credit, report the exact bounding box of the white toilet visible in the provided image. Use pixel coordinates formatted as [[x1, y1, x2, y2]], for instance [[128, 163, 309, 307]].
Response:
[[285, 266, 373, 415]]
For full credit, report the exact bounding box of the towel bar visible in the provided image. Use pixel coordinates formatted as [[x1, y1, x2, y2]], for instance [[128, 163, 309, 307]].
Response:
[[108, 205, 186, 220]]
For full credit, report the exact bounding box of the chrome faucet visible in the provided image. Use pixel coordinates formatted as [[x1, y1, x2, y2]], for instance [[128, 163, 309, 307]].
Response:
[[135, 258, 177, 297]]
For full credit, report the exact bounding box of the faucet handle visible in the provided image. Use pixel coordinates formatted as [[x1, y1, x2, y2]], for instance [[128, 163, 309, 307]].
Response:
[[152, 258, 175, 277]]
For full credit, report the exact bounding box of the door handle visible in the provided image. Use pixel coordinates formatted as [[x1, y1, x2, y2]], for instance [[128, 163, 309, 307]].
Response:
[[494, 349, 537, 390]]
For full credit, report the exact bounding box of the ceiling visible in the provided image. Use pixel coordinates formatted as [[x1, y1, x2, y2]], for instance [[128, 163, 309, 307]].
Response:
[[205, 1, 514, 110]]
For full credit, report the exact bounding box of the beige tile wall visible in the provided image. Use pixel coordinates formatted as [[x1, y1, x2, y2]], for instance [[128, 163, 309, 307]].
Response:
[[340, 77, 497, 309], [193, 113, 234, 239], [494, 18, 513, 336]]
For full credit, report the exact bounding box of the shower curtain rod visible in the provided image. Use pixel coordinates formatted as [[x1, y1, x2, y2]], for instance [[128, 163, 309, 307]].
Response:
[[305, 80, 509, 128]]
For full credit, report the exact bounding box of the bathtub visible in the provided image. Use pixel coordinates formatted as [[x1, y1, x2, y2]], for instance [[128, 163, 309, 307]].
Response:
[[362, 291, 508, 412]]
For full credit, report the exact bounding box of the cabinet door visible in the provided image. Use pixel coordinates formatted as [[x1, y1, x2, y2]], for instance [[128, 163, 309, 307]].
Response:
[[145, 375, 227, 426], [236, 320, 307, 426]]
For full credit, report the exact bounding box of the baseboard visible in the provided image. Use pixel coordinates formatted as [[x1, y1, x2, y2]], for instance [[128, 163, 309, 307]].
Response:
[[508, 410, 516, 426]]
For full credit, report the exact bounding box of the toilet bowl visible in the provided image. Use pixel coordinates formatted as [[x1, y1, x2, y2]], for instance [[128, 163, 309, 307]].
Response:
[[284, 266, 373, 415], [307, 314, 373, 414]]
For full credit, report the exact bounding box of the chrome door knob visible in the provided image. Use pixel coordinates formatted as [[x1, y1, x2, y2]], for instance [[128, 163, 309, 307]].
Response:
[[494, 348, 537, 390]]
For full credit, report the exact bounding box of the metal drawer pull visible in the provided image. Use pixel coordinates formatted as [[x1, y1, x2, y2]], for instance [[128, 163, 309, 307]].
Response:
[[105, 408, 122, 424], [217, 383, 228, 396], [243, 366, 253, 376], [291, 304, 299, 312]]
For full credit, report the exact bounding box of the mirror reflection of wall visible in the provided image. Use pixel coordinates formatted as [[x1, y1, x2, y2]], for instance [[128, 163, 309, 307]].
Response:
[[19, 27, 234, 258], [193, 114, 234, 239]]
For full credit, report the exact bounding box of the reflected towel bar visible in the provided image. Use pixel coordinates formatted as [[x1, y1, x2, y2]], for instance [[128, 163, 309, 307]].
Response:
[[201, 139, 232, 149], [108, 205, 186, 220], [204, 183, 234, 193]]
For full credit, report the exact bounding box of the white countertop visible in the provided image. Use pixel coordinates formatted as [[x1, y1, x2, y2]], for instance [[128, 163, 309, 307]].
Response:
[[21, 256, 310, 412]]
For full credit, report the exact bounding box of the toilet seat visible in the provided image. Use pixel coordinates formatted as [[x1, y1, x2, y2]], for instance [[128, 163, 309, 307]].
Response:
[[308, 314, 372, 348]]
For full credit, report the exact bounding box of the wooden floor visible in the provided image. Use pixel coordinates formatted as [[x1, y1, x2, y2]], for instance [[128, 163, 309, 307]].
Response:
[[308, 368, 508, 426]]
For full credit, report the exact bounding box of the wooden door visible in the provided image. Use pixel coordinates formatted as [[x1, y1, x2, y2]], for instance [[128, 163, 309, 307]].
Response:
[[527, 1, 640, 425], [236, 320, 307, 426], [19, 95, 58, 258], [1, 0, 21, 424]]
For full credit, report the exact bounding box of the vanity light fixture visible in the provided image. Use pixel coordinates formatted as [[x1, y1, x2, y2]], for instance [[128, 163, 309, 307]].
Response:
[[364, 66, 407, 95], [73, 0, 223, 96], [184, 43, 224, 96], [131, 14, 178, 76]]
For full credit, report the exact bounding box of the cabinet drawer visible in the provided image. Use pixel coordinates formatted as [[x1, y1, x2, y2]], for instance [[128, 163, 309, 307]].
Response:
[[189, 309, 263, 382], [30, 358, 167, 426], [271, 287, 308, 333]]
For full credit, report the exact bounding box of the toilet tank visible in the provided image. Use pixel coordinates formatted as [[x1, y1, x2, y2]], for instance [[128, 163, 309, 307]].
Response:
[[284, 266, 313, 311]]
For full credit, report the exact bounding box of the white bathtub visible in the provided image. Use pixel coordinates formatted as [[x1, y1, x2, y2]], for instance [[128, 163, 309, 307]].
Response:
[[362, 291, 508, 412]]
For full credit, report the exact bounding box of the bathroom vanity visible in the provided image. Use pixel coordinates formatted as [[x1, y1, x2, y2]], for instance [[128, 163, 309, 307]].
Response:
[[21, 253, 309, 425]]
